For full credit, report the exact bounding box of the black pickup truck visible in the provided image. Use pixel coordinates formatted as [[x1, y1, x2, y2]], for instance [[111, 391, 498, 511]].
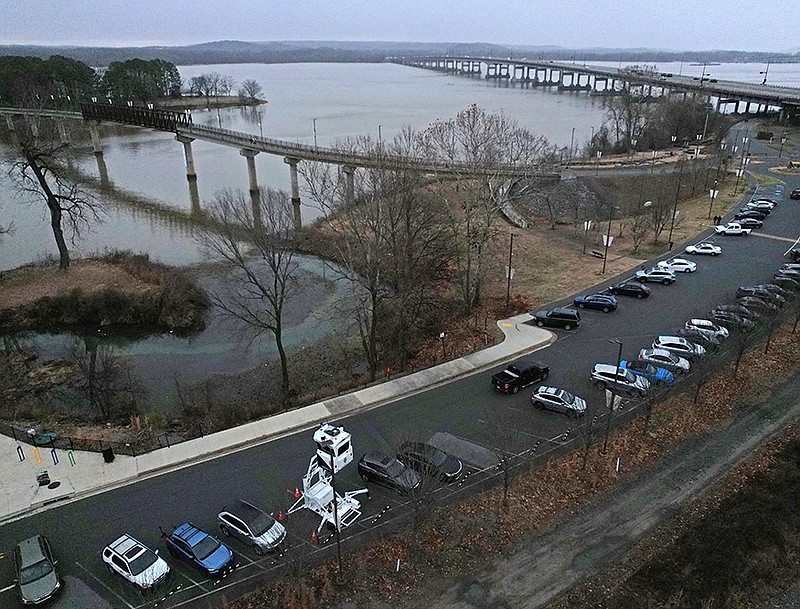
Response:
[[491, 358, 550, 394]]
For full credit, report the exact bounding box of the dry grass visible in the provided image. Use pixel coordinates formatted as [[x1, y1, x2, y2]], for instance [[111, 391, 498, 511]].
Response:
[[0, 260, 156, 310]]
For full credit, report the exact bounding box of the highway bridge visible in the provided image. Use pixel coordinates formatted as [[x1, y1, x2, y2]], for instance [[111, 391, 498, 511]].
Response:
[[391, 56, 800, 117]]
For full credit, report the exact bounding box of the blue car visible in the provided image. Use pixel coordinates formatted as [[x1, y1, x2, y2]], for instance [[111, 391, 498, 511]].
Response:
[[574, 293, 618, 313], [164, 522, 235, 578], [620, 359, 674, 386]]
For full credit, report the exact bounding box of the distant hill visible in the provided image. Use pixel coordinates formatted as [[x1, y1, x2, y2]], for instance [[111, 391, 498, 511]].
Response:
[[0, 40, 797, 67]]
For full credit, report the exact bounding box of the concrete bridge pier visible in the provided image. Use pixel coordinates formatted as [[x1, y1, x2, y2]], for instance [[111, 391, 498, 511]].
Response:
[[188, 178, 202, 219], [89, 122, 103, 155], [284, 156, 302, 230], [343, 165, 355, 206], [176, 135, 197, 181], [95, 152, 111, 190], [240, 148, 263, 228], [57, 121, 70, 146], [27, 116, 39, 139]]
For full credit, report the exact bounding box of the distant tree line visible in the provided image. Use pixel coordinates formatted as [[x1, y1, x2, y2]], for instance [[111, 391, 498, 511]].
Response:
[[0, 55, 264, 107], [0, 41, 797, 69]]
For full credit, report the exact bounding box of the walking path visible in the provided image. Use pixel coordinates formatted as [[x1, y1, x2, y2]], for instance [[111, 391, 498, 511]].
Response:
[[0, 315, 555, 524]]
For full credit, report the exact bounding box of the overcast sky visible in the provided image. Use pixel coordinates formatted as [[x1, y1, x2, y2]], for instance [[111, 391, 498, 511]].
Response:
[[1, 0, 795, 52]]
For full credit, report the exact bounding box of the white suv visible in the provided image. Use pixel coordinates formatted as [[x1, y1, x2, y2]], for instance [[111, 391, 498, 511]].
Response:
[[102, 534, 170, 590], [652, 336, 706, 360], [591, 364, 650, 396]]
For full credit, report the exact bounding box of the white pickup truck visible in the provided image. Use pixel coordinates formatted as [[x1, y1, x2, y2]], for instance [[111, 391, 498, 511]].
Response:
[[714, 222, 752, 236]]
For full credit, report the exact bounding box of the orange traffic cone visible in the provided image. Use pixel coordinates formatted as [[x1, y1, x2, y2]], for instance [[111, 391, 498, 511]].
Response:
[[311, 532, 318, 542], [277, 510, 285, 522], [294, 487, 301, 498]]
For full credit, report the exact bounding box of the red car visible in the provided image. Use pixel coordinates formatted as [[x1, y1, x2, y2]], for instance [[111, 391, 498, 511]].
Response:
[[790, 189, 800, 200]]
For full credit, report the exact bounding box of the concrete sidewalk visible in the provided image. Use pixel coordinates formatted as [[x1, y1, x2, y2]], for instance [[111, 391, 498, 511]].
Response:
[[0, 314, 554, 524]]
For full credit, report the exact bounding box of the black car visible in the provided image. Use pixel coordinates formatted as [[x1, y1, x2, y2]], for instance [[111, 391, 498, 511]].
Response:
[[573, 293, 618, 312], [790, 249, 800, 263], [737, 286, 786, 306], [777, 268, 800, 279], [734, 217, 763, 229], [358, 450, 422, 494], [677, 327, 722, 348], [491, 358, 550, 394], [397, 442, 463, 482], [607, 281, 651, 298], [790, 189, 800, 200], [744, 203, 772, 215], [737, 295, 780, 314], [531, 307, 580, 330], [735, 209, 767, 221], [772, 274, 800, 291], [714, 303, 761, 320], [709, 309, 756, 330]]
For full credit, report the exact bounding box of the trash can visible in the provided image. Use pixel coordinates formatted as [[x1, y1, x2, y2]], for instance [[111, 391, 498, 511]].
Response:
[[102, 446, 115, 463]]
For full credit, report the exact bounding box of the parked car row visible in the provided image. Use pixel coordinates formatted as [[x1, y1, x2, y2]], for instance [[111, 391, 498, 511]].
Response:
[[357, 441, 464, 494]]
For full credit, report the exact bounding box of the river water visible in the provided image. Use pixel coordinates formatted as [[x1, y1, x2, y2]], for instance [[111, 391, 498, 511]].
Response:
[[1, 61, 798, 411]]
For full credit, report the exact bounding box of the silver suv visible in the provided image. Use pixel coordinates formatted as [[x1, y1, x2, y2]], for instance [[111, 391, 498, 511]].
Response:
[[591, 364, 650, 396], [14, 535, 60, 605], [531, 386, 587, 417], [652, 336, 706, 360], [218, 500, 286, 555]]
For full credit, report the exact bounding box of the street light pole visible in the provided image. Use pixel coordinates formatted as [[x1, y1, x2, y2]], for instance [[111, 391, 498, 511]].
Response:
[[505, 233, 514, 307], [582, 220, 592, 255], [601, 205, 614, 275], [313, 118, 318, 150], [707, 180, 719, 220], [779, 132, 787, 158], [602, 338, 623, 454]]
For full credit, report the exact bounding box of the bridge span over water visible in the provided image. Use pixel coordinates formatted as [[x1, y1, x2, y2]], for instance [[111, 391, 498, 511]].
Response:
[[391, 56, 800, 118]]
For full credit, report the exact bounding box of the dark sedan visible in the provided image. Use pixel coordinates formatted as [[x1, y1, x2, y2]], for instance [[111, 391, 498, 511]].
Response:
[[607, 281, 651, 298], [397, 442, 463, 482], [358, 450, 422, 494], [734, 217, 763, 230], [790, 189, 800, 200], [574, 293, 618, 312], [735, 209, 767, 221], [709, 309, 756, 330]]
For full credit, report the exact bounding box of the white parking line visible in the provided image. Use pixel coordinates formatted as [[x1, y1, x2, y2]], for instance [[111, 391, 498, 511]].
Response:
[[0, 584, 15, 594], [752, 232, 800, 244], [74, 561, 136, 609], [174, 568, 209, 593], [784, 236, 800, 254]]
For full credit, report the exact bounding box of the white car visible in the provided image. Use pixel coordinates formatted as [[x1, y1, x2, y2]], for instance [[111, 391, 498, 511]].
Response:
[[714, 223, 751, 236], [685, 318, 730, 340], [748, 198, 776, 208], [591, 364, 650, 396], [653, 336, 707, 360], [102, 534, 170, 590], [638, 348, 690, 374], [657, 257, 697, 273], [685, 241, 721, 256]]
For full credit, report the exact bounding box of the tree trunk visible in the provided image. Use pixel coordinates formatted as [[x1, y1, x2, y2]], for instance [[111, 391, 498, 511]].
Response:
[[274, 323, 290, 404], [26, 151, 70, 270]]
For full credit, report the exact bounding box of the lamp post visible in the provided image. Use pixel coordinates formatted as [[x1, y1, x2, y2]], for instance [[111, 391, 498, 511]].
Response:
[[257, 111, 263, 138], [707, 181, 719, 220], [582, 220, 593, 255], [779, 133, 787, 158], [650, 149, 657, 175], [568, 126, 575, 166], [601, 205, 616, 275], [378, 124, 382, 145], [602, 338, 624, 454], [760, 60, 771, 85], [505, 233, 514, 307], [595, 151, 602, 176], [313, 118, 318, 150]]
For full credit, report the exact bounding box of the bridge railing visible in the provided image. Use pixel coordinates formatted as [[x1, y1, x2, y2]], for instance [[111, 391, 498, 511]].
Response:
[[182, 123, 557, 177], [80, 103, 192, 130]]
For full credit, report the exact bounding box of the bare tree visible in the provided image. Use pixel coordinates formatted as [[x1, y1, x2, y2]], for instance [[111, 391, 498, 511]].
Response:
[[603, 83, 650, 152], [419, 104, 556, 313], [8, 137, 100, 270], [239, 79, 263, 102], [629, 208, 652, 254], [302, 131, 452, 379], [198, 188, 298, 402]]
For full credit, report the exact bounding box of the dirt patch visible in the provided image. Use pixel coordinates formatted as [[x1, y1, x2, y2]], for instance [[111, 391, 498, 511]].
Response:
[[0, 259, 155, 309]]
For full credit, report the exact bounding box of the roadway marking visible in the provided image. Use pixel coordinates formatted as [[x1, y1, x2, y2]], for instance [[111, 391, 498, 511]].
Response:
[[785, 237, 800, 254], [0, 584, 14, 594], [175, 569, 208, 592], [751, 232, 800, 244], [74, 561, 136, 609]]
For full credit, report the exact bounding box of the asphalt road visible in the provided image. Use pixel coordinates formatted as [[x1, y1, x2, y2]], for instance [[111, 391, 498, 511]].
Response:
[[0, 130, 798, 609]]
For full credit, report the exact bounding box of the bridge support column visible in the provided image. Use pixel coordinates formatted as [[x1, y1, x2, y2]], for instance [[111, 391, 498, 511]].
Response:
[[188, 178, 202, 219], [4, 115, 15, 132], [284, 157, 302, 230], [27, 116, 39, 138], [343, 165, 355, 206], [89, 122, 103, 155], [176, 135, 197, 181], [57, 121, 70, 146], [240, 148, 261, 225]]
